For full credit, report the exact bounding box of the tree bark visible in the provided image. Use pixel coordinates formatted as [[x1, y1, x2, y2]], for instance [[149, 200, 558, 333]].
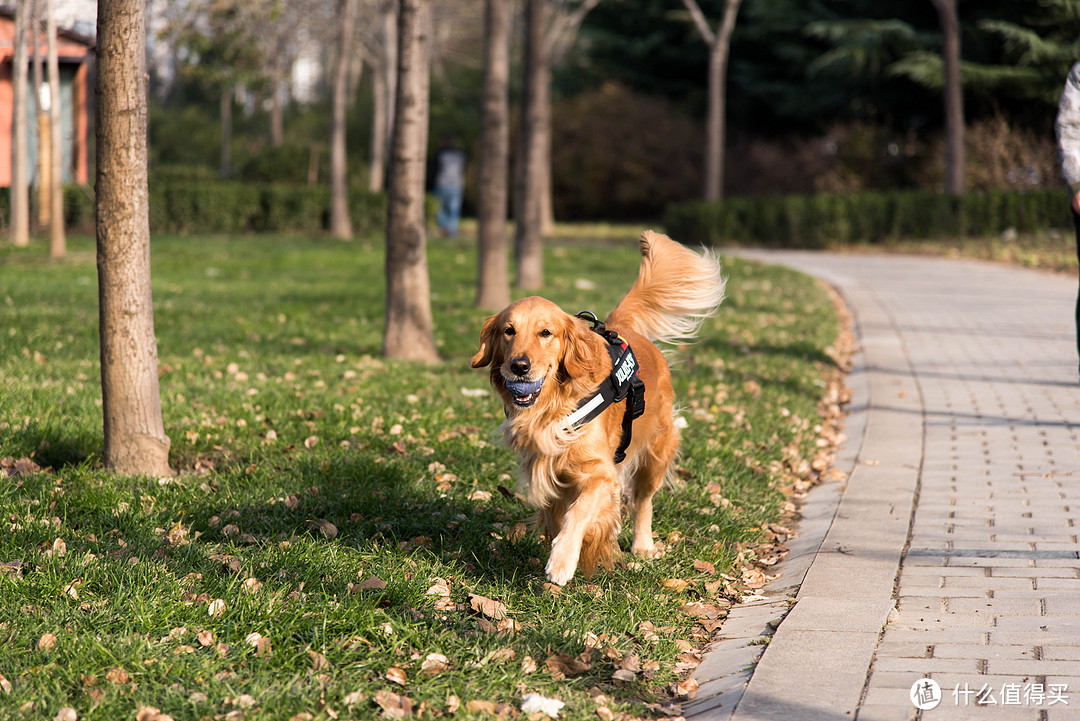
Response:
[[220, 86, 233, 177], [475, 0, 511, 310], [931, 0, 965, 195], [269, 55, 284, 147], [330, 0, 357, 239], [10, 0, 30, 247], [46, 0, 66, 258], [383, 1, 398, 162], [383, 0, 439, 363], [31, 0, 48, 229], [514, 0, 548, 291], [368, 57, 388, 192], [95, 0, 173, 477]]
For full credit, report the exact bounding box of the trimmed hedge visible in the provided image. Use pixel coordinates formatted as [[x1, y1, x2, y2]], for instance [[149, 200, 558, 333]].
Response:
[[2, 181, 431, 237], [663, 189, 1072, 248]]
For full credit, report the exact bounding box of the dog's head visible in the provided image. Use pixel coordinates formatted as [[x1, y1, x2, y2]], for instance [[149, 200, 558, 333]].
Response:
[[471, 297, 598, 410]]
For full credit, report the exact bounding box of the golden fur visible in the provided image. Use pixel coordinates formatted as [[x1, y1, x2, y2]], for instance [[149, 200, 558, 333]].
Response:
[[471, 230, 725, 585]]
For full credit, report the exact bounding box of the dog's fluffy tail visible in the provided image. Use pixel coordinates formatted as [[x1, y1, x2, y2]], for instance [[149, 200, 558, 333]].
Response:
[[606, 230, 725, 345]]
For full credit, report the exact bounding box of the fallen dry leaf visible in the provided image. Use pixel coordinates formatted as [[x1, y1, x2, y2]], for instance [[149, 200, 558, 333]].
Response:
[[468, 593, 507, 620], [617, 653, 641, 672], [612, 669, 636, 684], [421, 652, 450, 674], [466, 700, 495, 714], [53, 708, 77, 721], [208, 598, 226, 617], [245, 633, 271, 656], [0, 673, 9, 695], [305, 518, 338, 540], [374, 690, 413, 719], [342, 691, 366, 706], [135, 707, 160, 721], [672, 677, 700, 699], [360, 575, 388, 590], [0, 560, 23, 576], [425, 578, 451, 597], [488, 648, 515, 664], [637, 621, 660, 642], [679, 602, 721, 620], [385, 666, 407, 685], [545, 653, 591, 679], [37, 633, 58, 651], [234, 694, 257, 708], [307, 649, 328, 670], [522, 655, 538, 674], [105, 667, 129, 684], [661, 578, 690, 592], [692, 559, 716, 575]]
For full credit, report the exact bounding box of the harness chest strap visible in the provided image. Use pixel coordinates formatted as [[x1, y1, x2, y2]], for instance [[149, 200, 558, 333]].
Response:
[[565, 311, 647, 464]]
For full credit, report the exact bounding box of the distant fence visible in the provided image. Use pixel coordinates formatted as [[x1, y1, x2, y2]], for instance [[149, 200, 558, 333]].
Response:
[[663, 189, 1071, 248], [0, 182, 424, 237]]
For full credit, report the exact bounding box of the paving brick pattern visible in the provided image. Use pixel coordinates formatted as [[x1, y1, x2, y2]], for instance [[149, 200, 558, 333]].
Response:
[[712, 252, 1080, 721]]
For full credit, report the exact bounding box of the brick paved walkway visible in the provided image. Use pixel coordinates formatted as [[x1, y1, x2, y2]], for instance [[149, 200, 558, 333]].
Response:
[[700, 252, 1080, 721]]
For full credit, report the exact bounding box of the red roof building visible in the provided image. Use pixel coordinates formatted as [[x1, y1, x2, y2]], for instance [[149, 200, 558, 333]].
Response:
[[0, 8, 94, 187]]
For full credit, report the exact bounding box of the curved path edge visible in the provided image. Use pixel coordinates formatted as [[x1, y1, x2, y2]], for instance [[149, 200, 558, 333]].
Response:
[[686, 250, 923, 720]]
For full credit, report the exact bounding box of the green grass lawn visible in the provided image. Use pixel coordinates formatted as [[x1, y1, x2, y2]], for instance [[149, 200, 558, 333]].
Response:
[[0, 232, 841, 720]]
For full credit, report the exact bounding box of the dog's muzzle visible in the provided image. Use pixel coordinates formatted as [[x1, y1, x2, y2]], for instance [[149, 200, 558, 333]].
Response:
[[505, 377, 544, 407]]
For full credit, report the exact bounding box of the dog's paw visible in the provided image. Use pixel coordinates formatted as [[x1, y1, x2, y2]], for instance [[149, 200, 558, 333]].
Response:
[[544, 561, 578, 587], [631, 541, 664, 559], [545, 546, 578, 586]]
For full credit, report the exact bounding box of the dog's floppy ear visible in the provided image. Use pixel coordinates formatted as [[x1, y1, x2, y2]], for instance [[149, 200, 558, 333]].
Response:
[[560, 314, 596, 379], [471, 314, 500, 368]]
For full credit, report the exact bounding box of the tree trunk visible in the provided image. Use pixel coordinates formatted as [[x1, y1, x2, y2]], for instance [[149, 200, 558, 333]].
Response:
[[220, 86, 233, 177], [383, 0, 439, 363], [269, 56, 284, 148], [31, 0, 47, 230], [475, 0, 511, 310], [383, 2, 398, 158], [931, 0, 965, 195], [368, 59, 388, 192], [330, 0, 356, 239], [95, 0, 173, 476], [514, 0, 547, 291], [10, 0, 30, 247], [537, 80, 554, 235], [46, 0, 65, 258]]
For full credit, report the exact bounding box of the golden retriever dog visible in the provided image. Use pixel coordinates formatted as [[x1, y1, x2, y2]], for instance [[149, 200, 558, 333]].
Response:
[[471, 231, 725, 585]]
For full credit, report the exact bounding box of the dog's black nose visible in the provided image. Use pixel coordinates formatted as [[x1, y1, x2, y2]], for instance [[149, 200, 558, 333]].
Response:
[[510, 357, 531, 377]]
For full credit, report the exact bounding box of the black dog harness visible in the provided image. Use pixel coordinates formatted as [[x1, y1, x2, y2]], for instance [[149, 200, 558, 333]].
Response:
[[565, 311, 646, 464]]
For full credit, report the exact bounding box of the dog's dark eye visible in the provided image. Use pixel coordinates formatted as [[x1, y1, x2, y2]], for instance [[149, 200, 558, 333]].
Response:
[[504, 326, 516, 337], [539, 329, 552, 338]]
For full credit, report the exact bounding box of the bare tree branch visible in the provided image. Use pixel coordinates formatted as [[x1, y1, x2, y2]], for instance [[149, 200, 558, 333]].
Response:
[[681, 0, 717, 45]]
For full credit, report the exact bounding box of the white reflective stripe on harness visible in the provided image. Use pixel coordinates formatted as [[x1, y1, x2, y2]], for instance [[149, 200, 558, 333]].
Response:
[[564, 392, 605, 428]]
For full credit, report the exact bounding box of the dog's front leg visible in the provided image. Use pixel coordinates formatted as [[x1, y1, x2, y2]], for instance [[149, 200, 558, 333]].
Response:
[[545, 466, 620, 586]]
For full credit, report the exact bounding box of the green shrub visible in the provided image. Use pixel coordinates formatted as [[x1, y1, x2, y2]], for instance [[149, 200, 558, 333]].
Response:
[[664, 189, 1072, 247]]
